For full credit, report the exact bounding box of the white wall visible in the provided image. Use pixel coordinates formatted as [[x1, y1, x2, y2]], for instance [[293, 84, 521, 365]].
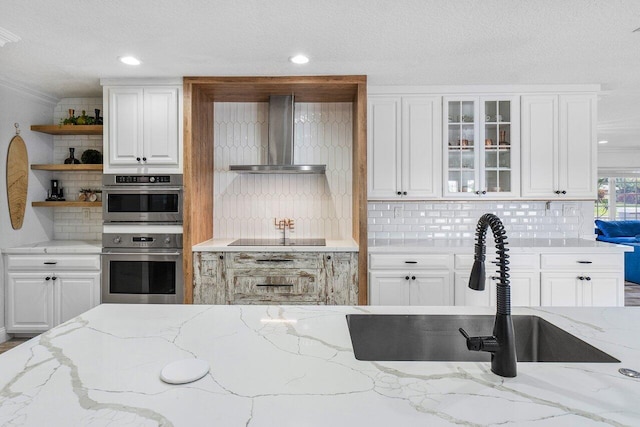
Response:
[[0, 80, 57, 339]]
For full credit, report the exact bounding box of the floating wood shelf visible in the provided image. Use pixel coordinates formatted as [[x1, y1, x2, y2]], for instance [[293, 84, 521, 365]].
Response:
[[30, 125, 103, 135], [31, 164, 103, 171], [32, 201, 102, 208]]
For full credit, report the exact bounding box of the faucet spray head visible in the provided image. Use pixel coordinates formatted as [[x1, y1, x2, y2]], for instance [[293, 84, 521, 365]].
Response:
[[469, 260, 486, 291]]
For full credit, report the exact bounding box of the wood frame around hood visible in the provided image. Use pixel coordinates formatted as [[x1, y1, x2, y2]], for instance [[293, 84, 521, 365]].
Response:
[[182, 75, 368, 304]]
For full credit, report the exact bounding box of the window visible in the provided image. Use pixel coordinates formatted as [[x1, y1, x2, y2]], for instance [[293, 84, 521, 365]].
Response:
[[596, 177, 640, 220]]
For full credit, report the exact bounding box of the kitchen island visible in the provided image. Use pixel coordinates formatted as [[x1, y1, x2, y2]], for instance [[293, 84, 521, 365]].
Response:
[[0, 304, 638, 426]]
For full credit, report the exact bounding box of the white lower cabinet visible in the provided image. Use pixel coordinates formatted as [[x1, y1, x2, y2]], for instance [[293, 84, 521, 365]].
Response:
[[541, 273, 622, 307], [454, 271, 540, 307], [4, 255, 101, 333], [369, 271, 452, 306]]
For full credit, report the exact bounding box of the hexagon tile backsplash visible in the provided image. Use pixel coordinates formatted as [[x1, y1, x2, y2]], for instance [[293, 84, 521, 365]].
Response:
[[213, 102, 353, 239]]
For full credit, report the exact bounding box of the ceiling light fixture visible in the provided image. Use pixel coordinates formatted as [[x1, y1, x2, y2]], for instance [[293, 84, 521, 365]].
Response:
[[598, 140, 609, 144], [289, 54, 309, 64], [118, 56, 142, 66]]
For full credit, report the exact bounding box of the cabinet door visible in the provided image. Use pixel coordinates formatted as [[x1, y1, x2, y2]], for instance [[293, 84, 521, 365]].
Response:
[[521, 95, 559, 198], [401, 96, 442, 199], [541, 273, 581, 306], [107, 87, 144, 166], [444, 98, 480, 197], [558, 94, 597, 198], [368, 97, 401, 199], [369, 271, 410, 305], [410, 272, 453, 306], [6, 273, 54, 333], [582, 273, 623, 307], [56, 272, 101, 325], [143, 87, 180, 166], [454, 272, 491, 306]]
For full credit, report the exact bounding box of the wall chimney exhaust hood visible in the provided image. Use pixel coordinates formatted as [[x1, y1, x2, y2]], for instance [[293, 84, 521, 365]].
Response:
[[229, 95, 326, 174]]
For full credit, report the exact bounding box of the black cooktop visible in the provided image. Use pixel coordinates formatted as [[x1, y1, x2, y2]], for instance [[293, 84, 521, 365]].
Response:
[[229, 238, 326, 246]]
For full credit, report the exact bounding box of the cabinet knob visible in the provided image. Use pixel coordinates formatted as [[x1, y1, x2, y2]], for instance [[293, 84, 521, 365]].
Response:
[[327, 255, 331, 260], [578, 276, 585, 281], [585, 276, 591, 281], [403, 191, 407, 195], [136, 157, 141, 162], [482, 190, 487, 195], [405, 276, 410, 281], [52, 276, 57, 281], [561, 190, 567, 195], [142, 157, 147, 162], [219, 255, 224, 260], [475, 190, 481, 195], [411, 276, 416, 280], [45, 276, 51, 281], [554, 190, 561, 194], [397, 191, 402, 196]]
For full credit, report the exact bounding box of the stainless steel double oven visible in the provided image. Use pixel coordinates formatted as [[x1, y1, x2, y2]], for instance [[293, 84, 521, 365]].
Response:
[[102, 174, 184, 304]]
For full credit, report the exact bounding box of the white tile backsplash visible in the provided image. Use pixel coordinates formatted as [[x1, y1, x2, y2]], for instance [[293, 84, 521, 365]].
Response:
[[213, 102, 352, 239], [368, 201, 593, 240], [50, 98, 103, 241]]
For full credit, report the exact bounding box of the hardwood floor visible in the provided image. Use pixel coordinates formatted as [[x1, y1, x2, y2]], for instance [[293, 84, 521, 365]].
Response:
[[0, 285, 638, 354]]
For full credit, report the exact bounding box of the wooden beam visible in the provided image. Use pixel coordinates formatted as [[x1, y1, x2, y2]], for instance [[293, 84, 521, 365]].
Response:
[[353, 81, 368, 305]]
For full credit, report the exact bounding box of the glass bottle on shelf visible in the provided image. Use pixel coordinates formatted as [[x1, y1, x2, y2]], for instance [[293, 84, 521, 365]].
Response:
[[64, 147, 81, 164]]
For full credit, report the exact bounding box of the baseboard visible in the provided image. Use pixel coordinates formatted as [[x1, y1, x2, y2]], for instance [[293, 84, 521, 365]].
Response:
[[0, 327, 8, 344]]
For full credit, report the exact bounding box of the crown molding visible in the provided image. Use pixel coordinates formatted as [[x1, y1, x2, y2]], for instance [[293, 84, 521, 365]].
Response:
[[0, 76, 59, 105], [0, 26, 20, 47]]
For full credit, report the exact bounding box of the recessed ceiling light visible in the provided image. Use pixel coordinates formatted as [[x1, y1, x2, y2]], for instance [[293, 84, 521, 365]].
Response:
[[598, 140, 609, 144], [289, 54, 309, 64], [119, 56, 141, 66]]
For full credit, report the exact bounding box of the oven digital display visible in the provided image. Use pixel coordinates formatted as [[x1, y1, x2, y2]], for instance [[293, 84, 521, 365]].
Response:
[[115, 175, 171, 184], [132, 237, 154, 242]]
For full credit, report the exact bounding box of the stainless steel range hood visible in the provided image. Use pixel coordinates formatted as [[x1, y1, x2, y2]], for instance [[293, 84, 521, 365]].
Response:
[[229, 95, 326, 174]]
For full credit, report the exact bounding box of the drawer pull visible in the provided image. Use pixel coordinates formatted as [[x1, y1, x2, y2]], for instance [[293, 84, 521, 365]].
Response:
[[44, 261, 57, 265], [405, 261, 417, 264], [577, 261, 593, 264], [256, 259, 293, 263], [256, 284, 294, 287]]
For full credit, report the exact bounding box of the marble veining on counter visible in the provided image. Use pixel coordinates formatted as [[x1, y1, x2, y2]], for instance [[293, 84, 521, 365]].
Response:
[[369, 238, 633, 254], [0, 304, 638, 426], [193, 238, 359, 252], [1, 240, 102, 254]]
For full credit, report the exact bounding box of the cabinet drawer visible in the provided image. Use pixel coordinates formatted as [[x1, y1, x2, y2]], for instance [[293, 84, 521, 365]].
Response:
[[369, 254, 451, 270], [455, 253, 539, 270], [540, 253, 623, 271], [228, 268, 324, 304], [227, 252, 321, 269], [6, 255, 101, 271]]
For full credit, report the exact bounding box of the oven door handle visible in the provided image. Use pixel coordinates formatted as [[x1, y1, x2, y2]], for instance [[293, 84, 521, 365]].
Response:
[[102, 251, 182, 256]]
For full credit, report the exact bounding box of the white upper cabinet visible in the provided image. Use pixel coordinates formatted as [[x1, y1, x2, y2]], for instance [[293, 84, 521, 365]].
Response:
[[368, 95, 441, 199], [102, 80, 183, 173], [521, 94, 596, 199], [443, 96, 520, 198]]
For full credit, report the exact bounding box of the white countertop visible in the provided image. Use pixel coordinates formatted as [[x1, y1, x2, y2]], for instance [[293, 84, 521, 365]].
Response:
[[0, 304, 638, 426], [369, 238, 633, 253], [193, 238, 359, 252], [1, 240, 102, 255]]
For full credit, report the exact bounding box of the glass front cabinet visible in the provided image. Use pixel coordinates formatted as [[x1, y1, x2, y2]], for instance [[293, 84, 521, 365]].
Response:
[[443, 96, 520, 198]]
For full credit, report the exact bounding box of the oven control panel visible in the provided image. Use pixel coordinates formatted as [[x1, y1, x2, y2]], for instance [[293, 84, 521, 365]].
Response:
[[103, 233, 183, 249], [102, 174, 183, 186]]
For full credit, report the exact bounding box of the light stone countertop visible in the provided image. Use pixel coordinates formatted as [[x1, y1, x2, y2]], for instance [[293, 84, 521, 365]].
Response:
[[193, 238, 359, 252], [0, 304, 638, 426], [1, 240, 102, 255], [368, 238, 633, 254]]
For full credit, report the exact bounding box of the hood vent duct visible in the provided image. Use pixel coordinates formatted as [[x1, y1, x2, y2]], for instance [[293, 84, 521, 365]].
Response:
[[229, 95, 326, 174]]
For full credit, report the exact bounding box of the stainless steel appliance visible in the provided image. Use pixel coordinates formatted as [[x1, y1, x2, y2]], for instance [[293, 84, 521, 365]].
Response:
[[102, 174, 183, 223], [102, 226, 183, 304]]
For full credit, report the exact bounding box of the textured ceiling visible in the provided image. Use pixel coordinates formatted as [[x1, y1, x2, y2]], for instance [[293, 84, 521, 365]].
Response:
[[1, 0, 640, 147]]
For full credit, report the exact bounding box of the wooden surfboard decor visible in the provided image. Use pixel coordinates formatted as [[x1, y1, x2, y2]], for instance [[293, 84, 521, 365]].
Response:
[[6, 130, 28, 229]]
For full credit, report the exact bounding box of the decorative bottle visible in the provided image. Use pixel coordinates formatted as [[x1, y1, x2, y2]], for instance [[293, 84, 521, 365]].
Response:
[[64, 147, 81, 164]]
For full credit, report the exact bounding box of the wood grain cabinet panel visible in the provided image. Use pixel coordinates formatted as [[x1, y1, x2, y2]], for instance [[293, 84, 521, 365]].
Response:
[[193, 251, 358, 305]]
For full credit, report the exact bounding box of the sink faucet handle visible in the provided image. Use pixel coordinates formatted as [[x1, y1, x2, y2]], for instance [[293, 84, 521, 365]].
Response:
[[458, 328, 499, 352]]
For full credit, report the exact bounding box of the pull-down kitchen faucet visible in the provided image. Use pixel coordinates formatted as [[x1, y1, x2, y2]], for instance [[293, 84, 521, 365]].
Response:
[[459, 213, 517, 377]]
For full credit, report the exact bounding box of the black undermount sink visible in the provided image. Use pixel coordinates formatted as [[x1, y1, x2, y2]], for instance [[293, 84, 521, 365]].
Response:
[[346, 314, 619, 363]]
